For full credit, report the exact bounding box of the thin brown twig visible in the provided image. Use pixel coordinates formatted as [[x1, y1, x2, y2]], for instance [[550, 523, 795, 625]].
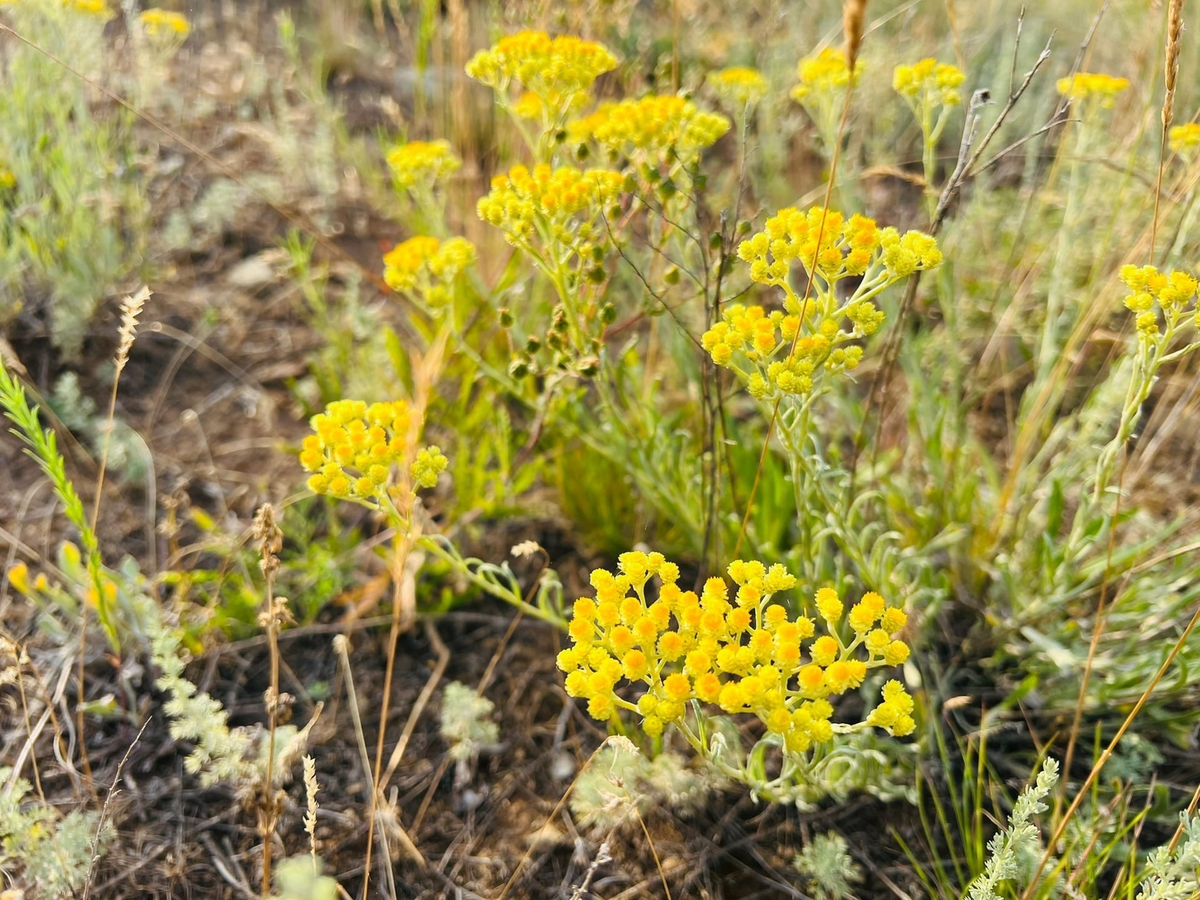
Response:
[[81, 718, 151, 900]]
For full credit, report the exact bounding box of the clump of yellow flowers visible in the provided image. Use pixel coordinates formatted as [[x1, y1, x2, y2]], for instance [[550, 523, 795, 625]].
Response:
[[478, 164, 625, 244], [708, 67, 769, 112], [383, 236, 475, 308], [1120, 264, 1199, 340], [569, 96, 730, 167], [893, 58, 965, 107], [704, 207, 940, 397], [387, 140, 462, 194], [64, 0, 110, 16], [300, 400, 446, 503], [558, 551, 915, 751], [139, 8, 190, 37], [893, 59, 967, 216], [1056, 72, 1129, 108], [466, 31, 618, 123], [791, 48, 861, 152], [0, 164, 14, 191], [791, 48, 860, 101], [1169, 122, 1200, 157]]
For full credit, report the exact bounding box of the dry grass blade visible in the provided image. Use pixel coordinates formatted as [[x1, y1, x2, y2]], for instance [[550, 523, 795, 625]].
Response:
[[843, 0, 868, 69]]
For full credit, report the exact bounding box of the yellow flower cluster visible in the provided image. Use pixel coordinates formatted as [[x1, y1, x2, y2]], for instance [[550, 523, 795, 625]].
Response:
[[466, 31, 618, 118], [1120, 264, 1199, 337], [569, 96, 730, 164], [300, 400, 446, 502], [0, 166, 14, 191], [410, 446, 450, 489], [65, 0, 110, 15], [386, 140, 462, 192], [558, 552, 915, 748], [1056, 72, 1129, 107], [790, 48, 860, 102], [382, 235, 475, 307], [477, 163, 625, 252], [1169, 122, 1200, 156], [893, 58, 965, 106], [708, 67, 769, 110], [737, 206, 941, 285], [140, 8, 190, 36], [703, 304, 868, 396]]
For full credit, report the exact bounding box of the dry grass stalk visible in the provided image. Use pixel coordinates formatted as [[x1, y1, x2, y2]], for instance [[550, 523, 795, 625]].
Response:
[[253, 504, 289, 897], [843, 0, 868, 69]]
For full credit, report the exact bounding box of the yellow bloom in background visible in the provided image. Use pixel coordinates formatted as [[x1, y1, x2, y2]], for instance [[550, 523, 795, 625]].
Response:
[[1056, 72, 1130, 108], [140, 8, 190, 36], [477, 163, 625, 252], [705, 206, 939, 398], [410, 446, 449, 489], [512, 92, 544, 120], [708, 66, 769, 110], [0, 166, 15, 190], [893, 58, 965, 106], [1119, 264, 1199, 339], [386, 140, 462, 192], [559, 551, 915, 746], [301, 399, 413, 502], [1169, 122, 1200, 156], [791, 47, 860, 101], [568, 95, 729, 165], [382, 235, 475, 307], [466, 30, 618, 120], [65, 0, 110, 15]]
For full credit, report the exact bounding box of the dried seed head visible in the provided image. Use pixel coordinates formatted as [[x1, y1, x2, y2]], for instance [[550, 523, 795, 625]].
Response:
[[843, 0, 869, 71], [115, 287, 150, 375]]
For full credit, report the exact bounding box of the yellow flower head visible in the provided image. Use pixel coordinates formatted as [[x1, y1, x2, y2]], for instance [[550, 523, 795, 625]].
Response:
[[568, 95, 729, 164], [893, 58, 966, 106], [0, 166, 14, 191], [791, 48, 861, 101], [737, 206, 941, 285], [64, 0, 111, 16], [140, 8, 190, 36], [387, 140, 462, 192], [1119, 264, 1199, 339], [708, 66, 769, 109], [301, 399, 429, 503], [410, 446, 449, 489], [477, 163, 625, 250], [1169, 122, 1200, 156], [1056, 72, 1130, 108], [561, 552, 915, 747], [466, 30, 618, 118], [382, 235, 475, 307]]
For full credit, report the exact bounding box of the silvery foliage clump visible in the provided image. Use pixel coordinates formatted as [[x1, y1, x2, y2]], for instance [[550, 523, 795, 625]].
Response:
[[793, 832, 863, 900], [570, 739, 716, 832], [439, 681, 499, 762], [1135, 814, 1200, 900], [0, 767, 108, 899], [150, 615, 307, 789], [967, 758, 1060, 900]]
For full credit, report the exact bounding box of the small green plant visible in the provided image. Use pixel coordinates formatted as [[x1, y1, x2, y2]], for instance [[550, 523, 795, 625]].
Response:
[[0, 767, 108, 900], [793, 832, 863, 900], [439, 681, 499, 762], [569, 740, 715, 832]]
